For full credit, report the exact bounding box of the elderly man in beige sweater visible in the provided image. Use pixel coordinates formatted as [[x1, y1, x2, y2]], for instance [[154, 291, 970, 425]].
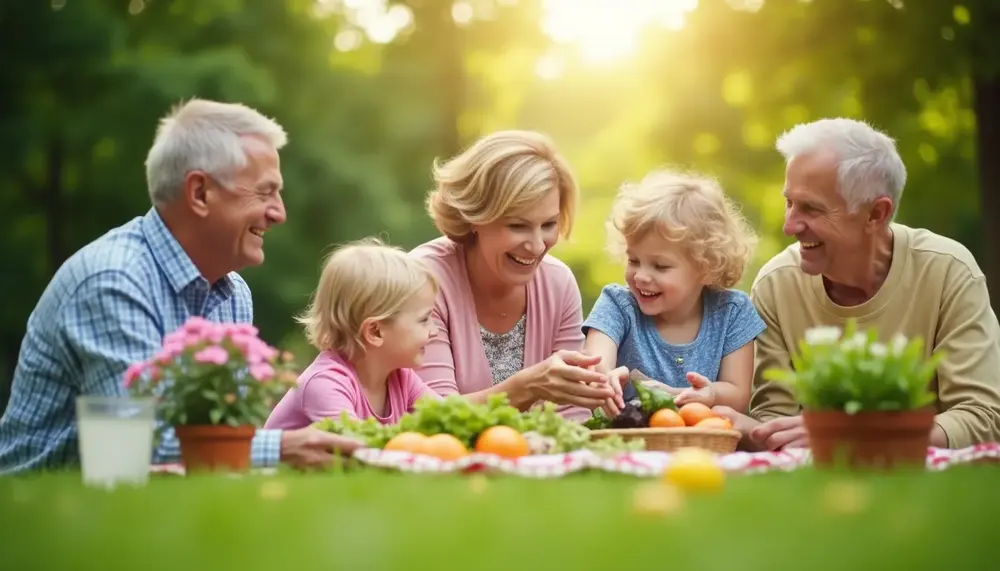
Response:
[[715, 117, 1000, 451]]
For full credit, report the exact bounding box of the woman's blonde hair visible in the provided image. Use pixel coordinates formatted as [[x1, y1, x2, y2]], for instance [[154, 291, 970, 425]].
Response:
[[426, 130, 579, 243], [606, 169, 758, 289], [296, 237, 439, 360]]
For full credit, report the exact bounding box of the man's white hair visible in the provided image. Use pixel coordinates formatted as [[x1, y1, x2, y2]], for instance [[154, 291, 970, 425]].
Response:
[[145, 99, 288, 205], [775, 118, 907, 218]]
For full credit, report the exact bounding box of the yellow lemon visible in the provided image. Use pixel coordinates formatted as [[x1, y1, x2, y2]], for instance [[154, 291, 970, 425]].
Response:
[[661, 447, 725, 493], [632, 482, 684, 516]]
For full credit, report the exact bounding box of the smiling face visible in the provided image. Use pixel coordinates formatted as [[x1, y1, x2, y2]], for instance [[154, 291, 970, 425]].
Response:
[[196, 135, 286, 276], [781, 150, 875, 279], [377, 282, 438, 370], [624, 232, 706, 318], [468, 188, 561, 288]]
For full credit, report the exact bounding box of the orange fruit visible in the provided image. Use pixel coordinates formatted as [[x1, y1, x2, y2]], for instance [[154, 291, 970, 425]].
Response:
[[475, 425, 530, 459], [679, 403, 716, 426], [648, 409, 685, 428], [423, 433, 470, 461], [695, 416, 733, 430], [383, 431, 429, 454]]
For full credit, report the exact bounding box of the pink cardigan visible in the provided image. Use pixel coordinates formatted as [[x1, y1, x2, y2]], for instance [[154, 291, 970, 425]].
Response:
[[410, 237, 590, 421]]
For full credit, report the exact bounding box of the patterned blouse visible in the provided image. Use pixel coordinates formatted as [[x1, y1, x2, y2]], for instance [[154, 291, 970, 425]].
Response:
[[479, 314, 527, 385]]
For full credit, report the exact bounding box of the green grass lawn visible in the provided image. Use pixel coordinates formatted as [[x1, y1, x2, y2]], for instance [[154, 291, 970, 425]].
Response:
[[1, 466, 997, 571]]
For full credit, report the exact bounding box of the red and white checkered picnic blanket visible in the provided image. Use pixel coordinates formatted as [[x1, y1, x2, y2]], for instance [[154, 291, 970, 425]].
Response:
[[151, 442, 1000, 477]]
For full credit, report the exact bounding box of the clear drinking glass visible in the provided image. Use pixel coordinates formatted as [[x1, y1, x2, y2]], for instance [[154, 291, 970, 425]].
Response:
[[76, 396, 157, 489]]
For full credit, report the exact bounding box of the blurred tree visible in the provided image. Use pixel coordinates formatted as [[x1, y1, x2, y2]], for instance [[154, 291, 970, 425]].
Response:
[[1, 0, 992, 415], [0, 0, 134, 410], [0, 0, 453, 402]]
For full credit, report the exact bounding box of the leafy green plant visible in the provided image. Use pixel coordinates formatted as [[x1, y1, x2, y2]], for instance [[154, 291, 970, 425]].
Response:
[[762, 319, 942, 414], [125, 317, 297, 427], [314, 413, 402, 449]]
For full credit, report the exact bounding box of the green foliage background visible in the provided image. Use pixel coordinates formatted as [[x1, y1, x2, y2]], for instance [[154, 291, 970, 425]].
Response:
[[3, 0, 996, 408]]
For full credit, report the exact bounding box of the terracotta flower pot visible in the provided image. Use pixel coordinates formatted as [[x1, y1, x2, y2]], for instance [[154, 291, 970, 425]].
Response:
[[802, 408, 936, 470], [174, 424, 255, 473]]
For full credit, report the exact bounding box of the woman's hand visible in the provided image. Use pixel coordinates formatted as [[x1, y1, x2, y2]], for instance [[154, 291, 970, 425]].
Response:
[[528, 350, 619, 410]]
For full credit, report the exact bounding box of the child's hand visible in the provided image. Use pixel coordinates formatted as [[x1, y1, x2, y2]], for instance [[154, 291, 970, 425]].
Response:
[[674, 372, 716, 408], [588, 364, 627, 417], [599, 366, 629, 417]]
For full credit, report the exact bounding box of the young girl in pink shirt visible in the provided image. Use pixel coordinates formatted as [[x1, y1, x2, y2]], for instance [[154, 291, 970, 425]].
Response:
[[264, 239, 442, 429]]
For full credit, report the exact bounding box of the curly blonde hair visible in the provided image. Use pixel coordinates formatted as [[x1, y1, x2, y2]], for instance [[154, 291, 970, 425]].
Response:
[[296, 237, 439, 360], [425, 130, 578, 243], [606, 169, 758, 289]]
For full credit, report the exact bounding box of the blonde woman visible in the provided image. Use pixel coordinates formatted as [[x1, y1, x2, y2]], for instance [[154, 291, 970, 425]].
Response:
[[265, 238, 442, 429], [583, 169, 765, 416], [411, 130, 621, 422]]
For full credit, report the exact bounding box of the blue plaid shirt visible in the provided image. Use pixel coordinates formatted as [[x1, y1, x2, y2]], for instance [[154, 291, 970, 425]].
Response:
[[0, 208, 282, 474]]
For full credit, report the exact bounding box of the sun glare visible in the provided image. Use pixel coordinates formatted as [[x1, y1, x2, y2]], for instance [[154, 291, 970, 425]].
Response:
[[322, 0, 700, 70], [540, 0, 698, 64]]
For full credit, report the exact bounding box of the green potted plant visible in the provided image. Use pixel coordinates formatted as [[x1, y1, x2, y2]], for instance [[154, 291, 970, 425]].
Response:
[[763, 319, 944, 470], [124, 317, 296, 473]]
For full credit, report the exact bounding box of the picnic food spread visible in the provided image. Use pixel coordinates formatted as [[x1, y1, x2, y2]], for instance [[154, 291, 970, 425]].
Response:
[[315, 374, 740, 460], [314, 393, 645, 460]]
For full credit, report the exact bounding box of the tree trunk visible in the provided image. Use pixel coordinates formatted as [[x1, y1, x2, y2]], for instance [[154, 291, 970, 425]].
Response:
[[0, 341, 15, 415], [974, 77, 1000, 304], [438, 14, 463, 157], [43, 139, 65, 275], [971, 1, 1000, 305], [405, 0, 464, 157]]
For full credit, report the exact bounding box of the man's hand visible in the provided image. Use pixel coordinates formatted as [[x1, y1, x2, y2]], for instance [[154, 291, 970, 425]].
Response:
[[712, 406, 759, 439], [674, 372, 716, 407], [279, 426, 363, 470], [749, 415, 810, 451], [930, 424, 949, 448], [711, 408, 810, 451]]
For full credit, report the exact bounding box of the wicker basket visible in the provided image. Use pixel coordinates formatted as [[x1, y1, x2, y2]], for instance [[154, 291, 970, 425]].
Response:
[[590, 427, 741, 454]]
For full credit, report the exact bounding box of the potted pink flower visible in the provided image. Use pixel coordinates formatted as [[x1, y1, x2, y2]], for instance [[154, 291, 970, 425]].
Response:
[[124, 317, 297, 472]]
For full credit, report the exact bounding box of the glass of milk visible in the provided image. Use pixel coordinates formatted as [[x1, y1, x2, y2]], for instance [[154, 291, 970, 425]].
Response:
[[76, 396, 157, 489]]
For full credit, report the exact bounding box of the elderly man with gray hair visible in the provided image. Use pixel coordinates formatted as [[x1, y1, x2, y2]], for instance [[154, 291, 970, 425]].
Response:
[[0, 99, 361, 474], [714, 117, 1000, 451]]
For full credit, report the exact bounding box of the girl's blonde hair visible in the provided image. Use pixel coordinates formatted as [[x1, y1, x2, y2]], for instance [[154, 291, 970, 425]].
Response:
[[296, 237, 439, 360], [425, 130, 578, 243], [606, 169, 758, 289]]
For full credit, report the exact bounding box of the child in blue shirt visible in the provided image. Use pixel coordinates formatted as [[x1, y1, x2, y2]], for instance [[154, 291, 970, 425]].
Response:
[[583, 169, 766, 416]]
